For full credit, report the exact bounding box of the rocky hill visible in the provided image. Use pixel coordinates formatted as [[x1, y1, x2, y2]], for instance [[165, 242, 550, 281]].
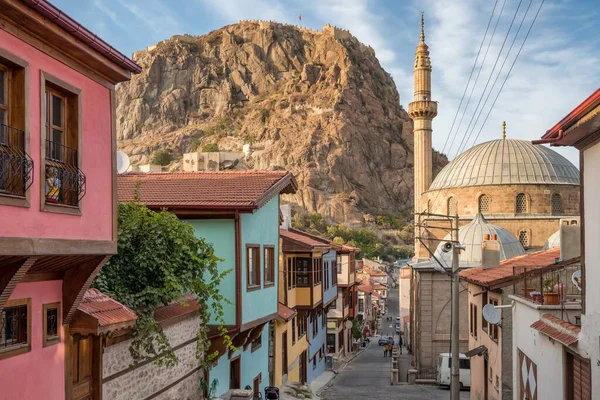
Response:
[[116, 20, 447, 226]]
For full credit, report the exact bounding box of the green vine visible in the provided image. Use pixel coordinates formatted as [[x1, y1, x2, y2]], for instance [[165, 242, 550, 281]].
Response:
[[94, 203, 235, 369]]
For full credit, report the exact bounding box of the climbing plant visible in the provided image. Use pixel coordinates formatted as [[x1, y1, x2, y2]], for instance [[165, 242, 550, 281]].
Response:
[[94, 202, 234, 368]]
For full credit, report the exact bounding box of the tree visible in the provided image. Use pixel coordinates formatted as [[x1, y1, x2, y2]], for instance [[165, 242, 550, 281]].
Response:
[[351, 317, 362, 340], [94, 203, 232, 368], [151, 149, 174, 165]]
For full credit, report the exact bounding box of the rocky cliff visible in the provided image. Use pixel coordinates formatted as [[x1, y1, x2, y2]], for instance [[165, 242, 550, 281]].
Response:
[[116, 20, 447, 225]]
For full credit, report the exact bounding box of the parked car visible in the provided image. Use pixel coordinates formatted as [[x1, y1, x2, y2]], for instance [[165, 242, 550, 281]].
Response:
[[437, 353, 471, 389]]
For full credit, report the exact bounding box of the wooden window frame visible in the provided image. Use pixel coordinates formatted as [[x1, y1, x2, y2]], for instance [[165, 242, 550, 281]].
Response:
[[40, 71, 82, 216], [295, 257, 311, 287], [42, 302, 61, 348], [0, 298, 32, 361], [250, 332, 262, 353], [246, 244, 261, 291], [0, 49, 30, 208], [291, 317, 296, 344], [263, 245, 275, 287]]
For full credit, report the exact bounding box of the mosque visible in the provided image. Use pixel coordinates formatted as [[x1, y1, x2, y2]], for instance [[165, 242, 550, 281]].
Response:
[[403, 15, 580, 376]]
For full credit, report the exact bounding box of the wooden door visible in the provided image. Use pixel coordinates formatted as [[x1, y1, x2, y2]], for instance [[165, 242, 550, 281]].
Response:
[[70, 335, 93, 400], [230, 357, 241, 390], [299, 351, 307, 384], [566, 351, 591, 400], [282, 331, 288, 375]]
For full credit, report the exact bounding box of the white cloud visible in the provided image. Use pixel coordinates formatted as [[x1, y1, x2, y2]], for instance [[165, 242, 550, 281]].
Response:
[[195, 0, 291, 23], [116, 0, 187, 36]]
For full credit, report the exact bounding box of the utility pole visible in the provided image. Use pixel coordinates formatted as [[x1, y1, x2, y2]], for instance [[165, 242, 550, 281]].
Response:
[[450, 213, 461, 400]]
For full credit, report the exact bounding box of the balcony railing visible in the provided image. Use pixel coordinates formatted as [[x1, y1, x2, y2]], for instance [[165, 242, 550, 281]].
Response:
[[0, 124, 34, 197], [45, 140, 86, 206], [513, 262, 582, 306]]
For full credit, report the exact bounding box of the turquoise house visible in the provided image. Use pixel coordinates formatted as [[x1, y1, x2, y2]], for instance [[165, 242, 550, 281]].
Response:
[[118, 170, 297, 397]]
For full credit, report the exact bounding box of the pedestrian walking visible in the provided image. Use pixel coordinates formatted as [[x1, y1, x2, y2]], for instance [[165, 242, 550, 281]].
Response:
[[383, 344, 387, 357], [398, 335, 404, 355]]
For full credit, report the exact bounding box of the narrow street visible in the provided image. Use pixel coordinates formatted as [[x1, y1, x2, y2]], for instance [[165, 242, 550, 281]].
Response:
[[320, 278, 469, 400]]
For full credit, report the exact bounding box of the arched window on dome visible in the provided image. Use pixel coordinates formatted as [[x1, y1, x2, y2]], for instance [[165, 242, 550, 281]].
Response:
[[551, 193, 563, 214], [518, 230, 530, 248], [427, 200, 432, 214], [478, 194, 490, 214], [447, 197, 457, 216], [515, 193, 528, 214]]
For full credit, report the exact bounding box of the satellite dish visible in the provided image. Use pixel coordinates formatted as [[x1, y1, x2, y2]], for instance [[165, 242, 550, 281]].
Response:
[[482, 303, 501, 325], [117, 151, 131, 174], [572, 270, 582, 291], [344, 320, 353, 330]]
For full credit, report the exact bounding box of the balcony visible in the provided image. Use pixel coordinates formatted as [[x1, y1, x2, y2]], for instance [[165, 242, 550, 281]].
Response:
[[513, 260, 582, 309], [45, 140, 86, 207], [0, 124, 34, 198]]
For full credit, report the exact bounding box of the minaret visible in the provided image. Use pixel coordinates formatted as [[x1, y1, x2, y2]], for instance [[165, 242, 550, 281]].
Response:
[[408, 13, 437, 260]]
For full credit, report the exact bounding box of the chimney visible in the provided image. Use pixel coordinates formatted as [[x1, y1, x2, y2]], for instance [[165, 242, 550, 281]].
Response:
[[560, 219, 581, 260], [280, 204, 292, 230], [482, 233, 501, 270]]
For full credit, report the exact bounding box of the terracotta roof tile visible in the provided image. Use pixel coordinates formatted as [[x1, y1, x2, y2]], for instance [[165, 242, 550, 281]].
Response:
[[403, 315, 410, 323], [154, 294, 200, 325], [277, 302, 296, 321], [357, 284, 372, 294], [459, 248, 562, 288], [73, 289, 137, 334], [373, 284, 387, 290], [280, 228, 330, 249], [531, 314, 580, 346], [118, 171, 297, 210]]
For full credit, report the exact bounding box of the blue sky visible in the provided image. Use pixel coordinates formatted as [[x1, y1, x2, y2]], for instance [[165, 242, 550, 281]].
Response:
[[54, 0, 600, 166]]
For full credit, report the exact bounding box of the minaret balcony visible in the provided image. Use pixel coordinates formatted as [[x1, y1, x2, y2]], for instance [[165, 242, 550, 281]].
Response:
[[408, 100, 438, 119]]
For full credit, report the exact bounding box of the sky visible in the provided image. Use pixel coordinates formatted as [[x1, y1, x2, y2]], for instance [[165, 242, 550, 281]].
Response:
[[54, 0, 600, 166]]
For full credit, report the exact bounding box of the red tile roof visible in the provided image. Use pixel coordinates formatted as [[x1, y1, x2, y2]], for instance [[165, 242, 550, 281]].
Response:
[[280, 228, 330, 249], [340, 245, 361, 253], [459, 248, 562, 289], [373, 284, 387, 290], [71, 289, 137, 335], [154, 294, 200, 325], [277, 302, 296, 322], [357, 284, 372, 294], [403, 315, 410, 323], [530, 314, 580, 346], [118, 171, 297, 211]]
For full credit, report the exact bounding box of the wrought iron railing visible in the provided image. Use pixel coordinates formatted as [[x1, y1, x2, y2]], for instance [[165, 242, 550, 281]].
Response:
[[0, 124, 34, 197], [45, 140, 86, 206], [513, 262, 582, 306], [0, 304, 28, 349]]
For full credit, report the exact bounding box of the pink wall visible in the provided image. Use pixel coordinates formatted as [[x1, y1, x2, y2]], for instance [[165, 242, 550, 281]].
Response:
[[0, 281, 65, 400], [0, 28, 113, 241]]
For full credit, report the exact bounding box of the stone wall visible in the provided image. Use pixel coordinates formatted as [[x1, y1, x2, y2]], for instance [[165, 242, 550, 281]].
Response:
[[102, 316, 202, 400]]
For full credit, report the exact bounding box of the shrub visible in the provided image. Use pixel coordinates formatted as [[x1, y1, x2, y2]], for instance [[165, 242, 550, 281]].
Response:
[[202, 143, 219, 152], [151, 149, 174, 166]]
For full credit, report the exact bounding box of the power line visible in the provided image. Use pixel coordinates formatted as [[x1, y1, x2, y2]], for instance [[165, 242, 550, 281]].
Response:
[[470, 0, 546, 146]]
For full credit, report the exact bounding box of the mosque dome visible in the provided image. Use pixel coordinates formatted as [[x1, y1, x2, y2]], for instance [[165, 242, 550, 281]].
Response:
[[429, 138, 580, 191], [434, 213, 525, 268], [544, 230, 561, 249]]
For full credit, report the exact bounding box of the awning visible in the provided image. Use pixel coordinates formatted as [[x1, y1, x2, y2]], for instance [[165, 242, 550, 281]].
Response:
[[70, 289, 137, 335], [465, 345, 488, 358], [530, 314, 580, 346], [277, 302, 297, 322]]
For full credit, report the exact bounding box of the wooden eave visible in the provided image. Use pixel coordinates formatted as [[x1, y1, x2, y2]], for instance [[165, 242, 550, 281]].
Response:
[[0, 0, 133, 84]]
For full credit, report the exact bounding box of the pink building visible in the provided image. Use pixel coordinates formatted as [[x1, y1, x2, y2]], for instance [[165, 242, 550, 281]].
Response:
[[0, 1, 139, 399]]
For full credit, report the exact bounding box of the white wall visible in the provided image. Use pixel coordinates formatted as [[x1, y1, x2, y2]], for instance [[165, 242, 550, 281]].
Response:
[[511, 300, 565, 400], [581, 142, 600, 395], [399, 267, 410, 331]]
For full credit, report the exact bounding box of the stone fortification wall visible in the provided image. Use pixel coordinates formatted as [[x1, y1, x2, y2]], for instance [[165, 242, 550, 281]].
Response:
[[102, 316, 202, 400]]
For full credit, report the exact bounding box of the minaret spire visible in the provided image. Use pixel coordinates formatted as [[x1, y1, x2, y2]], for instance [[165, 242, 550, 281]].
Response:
[[409, 13, 438, 260]]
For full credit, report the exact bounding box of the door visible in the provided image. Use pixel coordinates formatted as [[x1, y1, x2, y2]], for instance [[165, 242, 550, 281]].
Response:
[[299, 351, 307, 384], [230, 357, 241, 390], [566, 351, 591, 400], [484, 358, 488, 400], [282, 331, 288, 375], [70, 335, 99, 400]]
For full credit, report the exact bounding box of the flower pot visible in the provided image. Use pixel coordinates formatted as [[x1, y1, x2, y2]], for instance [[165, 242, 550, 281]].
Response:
[[521, 288, 537, 299], [543, 292, 560, 305]]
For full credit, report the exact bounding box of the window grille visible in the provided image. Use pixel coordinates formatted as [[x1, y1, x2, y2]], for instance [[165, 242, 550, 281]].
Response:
[[478, 194, 490, 213], [518, 230, 530, 248], [447, 197, 457, 216], [516, 193, 528, 213], [551, 193, 563, 214]]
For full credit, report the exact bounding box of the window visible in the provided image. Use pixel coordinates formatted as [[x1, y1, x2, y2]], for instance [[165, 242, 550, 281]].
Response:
[[264, 245, 275, 286], [478, 194, 490, 213], [295, 258, 310, 287], [287, 257, 296, 290], [516, 193, 528, 214], [323, 261, 330, 290], [481, 292, 488, 333], [0, 298, 31, 360], [343, 291, 348, 308], [247, 245, 261, 289], [312, 356, 317, 370], [43, 303, 61, 347], [447, 196, 457, 216], [358, 298, 364, 313], [469, 302, 478, 339], [0, 54, 31, 203], [298, 315, 306, 338], [519, 230, 530, 248], [322, 310, 326, 329], [337, 260, 342, 274], [251, 333, 262, 352], [42, 73, 84, 211], [332, 263, 338, 286], [488, 299, 498, 341], [551, 193, 563, 214], [292, 317, 296, 344], [312, 313, 318, 338], [313, 258, 322, 285]]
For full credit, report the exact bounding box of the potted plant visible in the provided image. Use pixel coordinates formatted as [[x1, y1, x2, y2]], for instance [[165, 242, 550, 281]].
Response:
[[542, 275, 560, 305]]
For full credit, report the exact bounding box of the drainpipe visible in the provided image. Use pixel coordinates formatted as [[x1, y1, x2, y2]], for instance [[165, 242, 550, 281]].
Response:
[[235, 211, 242, 330], [531, 130, 564, 145]]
